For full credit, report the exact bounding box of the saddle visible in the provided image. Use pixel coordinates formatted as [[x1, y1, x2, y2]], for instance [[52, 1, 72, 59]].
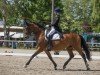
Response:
[[45, 26, 63, 41], [45, 26, 63, 51]]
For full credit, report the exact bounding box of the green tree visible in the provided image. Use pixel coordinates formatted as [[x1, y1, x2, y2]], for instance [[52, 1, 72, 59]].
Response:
[[91, 0, 100, 25], [0, 0, 99, 33]]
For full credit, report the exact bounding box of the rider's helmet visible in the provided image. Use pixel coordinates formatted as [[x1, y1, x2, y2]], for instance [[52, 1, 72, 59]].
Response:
[[54, 7, 61, 14]]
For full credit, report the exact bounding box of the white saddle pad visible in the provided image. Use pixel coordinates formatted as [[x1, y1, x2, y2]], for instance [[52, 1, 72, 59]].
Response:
[[45, 33, 60, 40], [51, 33, 60, 40], [45, 26, 61, 40]]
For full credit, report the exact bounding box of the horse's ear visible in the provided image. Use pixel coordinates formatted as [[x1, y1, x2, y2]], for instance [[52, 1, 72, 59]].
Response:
[[25, 19, 29, 26]]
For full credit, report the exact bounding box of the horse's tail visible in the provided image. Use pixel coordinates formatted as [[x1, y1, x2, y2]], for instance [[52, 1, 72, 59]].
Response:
[[79, 35, 91, 61]]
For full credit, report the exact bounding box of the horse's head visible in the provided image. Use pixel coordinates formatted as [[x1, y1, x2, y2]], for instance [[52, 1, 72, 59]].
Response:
[[24, 21, 43, 38], [24, 24, 32, 37]]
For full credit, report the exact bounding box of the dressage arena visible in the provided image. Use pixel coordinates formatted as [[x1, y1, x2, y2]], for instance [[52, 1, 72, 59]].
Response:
[[0, 49, 100, 75]]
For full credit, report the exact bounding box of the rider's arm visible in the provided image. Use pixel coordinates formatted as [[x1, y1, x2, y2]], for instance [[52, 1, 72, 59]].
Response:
[[51, 16, 60, 26]]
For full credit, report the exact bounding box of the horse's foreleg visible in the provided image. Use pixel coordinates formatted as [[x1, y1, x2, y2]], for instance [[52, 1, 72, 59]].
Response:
[[45, 50, 57, 70], [63, 50, 74, 70], [24, 50, 42, 68]]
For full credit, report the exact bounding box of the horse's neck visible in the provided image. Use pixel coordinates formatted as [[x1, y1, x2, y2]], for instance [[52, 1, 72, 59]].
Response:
[[35, 28, 44, 40], [32, 24, 44, 40], [35, 31, 44, 41]]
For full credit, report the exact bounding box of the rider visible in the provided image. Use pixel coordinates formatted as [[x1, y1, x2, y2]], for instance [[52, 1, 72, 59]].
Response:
[[46, 7, 63, 51], [51, 7, 62, 34]]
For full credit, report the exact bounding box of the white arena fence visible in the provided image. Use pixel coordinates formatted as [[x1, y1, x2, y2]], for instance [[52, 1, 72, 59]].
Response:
[[0, 40, 100, 50], [87, 42, 100, 51], [0, 40, 100, 60], [0, 40, 36, 49]]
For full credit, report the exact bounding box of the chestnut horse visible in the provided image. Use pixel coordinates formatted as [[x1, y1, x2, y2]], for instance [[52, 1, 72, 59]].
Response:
[[24, 22, 91, 70]]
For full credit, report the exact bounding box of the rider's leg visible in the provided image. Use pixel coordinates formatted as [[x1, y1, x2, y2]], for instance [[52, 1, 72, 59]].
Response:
[[47, 35, 52, 51]]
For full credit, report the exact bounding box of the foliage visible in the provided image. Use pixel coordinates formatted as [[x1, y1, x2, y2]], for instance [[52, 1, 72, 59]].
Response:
[[0, 0, 99, 33], [91, 0, 100, 25]]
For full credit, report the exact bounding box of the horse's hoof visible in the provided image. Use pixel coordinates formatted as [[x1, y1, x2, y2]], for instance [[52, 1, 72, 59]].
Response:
[[63, 66, 66, 70], [54, 64, 57, 70], [87, 68, 90, 70], [24, 65, 27, 68], [54, 66, 57, 70]]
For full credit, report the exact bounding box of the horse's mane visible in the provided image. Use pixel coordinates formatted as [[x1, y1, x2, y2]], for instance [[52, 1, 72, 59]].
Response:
[[32, 22, 45, 30], [24, 19, 45, 30], [32, 22, 45, 37]]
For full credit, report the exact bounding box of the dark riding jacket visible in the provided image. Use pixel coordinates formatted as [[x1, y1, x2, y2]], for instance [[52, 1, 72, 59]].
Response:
[[51, 15, 62, 33]]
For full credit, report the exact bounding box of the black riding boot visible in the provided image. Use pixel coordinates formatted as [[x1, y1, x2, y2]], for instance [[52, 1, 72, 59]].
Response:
[[47, 37, 52, 51]]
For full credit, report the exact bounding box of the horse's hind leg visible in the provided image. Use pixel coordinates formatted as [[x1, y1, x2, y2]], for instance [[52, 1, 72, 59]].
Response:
[[45, 50, 57, 70], [63, 49, 74, 70], [76, 48, 90, 70], [24, 50, 42, 68]]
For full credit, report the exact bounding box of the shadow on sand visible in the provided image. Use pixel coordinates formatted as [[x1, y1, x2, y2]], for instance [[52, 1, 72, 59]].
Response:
[[57, 69, 100, 71]]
